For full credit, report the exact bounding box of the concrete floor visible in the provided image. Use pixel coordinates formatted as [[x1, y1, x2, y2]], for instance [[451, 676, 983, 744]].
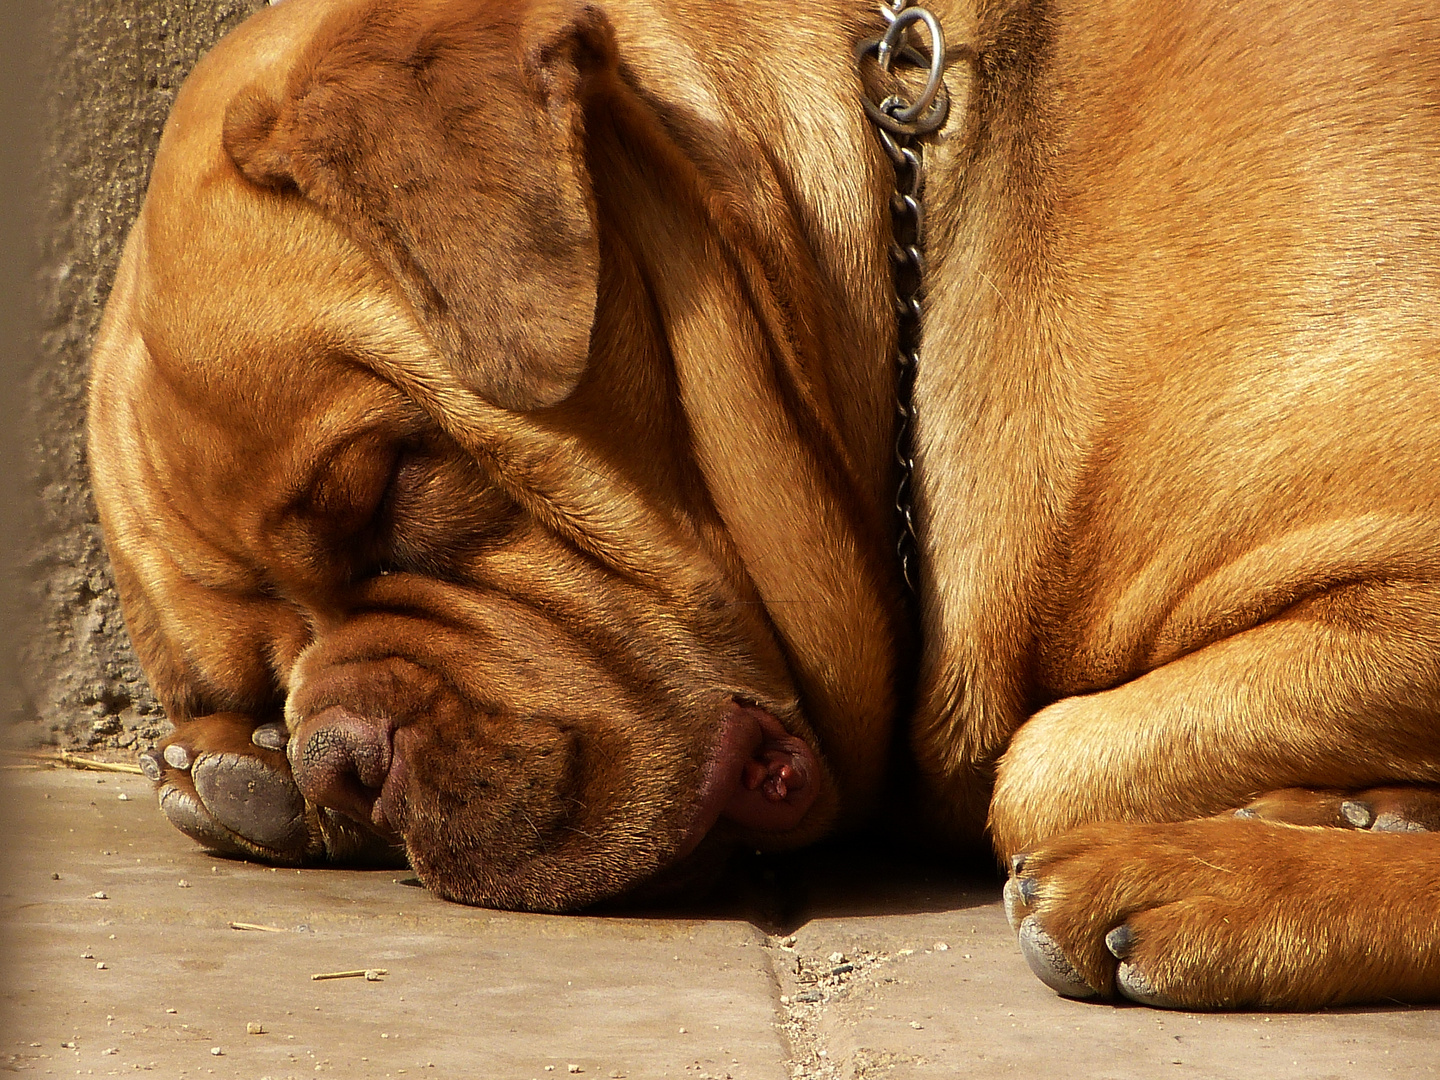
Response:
[[2, 765, 1437, 1079]]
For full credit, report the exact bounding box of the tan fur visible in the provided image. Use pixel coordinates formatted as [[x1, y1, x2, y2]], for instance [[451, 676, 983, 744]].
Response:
[[89, 0, 1440, 1002]]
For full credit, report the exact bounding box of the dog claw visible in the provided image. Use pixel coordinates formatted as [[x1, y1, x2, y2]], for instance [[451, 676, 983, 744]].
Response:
[[1105, 923, 1137, 959], [1019, 874, 1037, 905], [163, 743, 193, 770], [1002, 873, 1038, 931], [251, 721, 290, 752], [1018, 916, 1098, 999], [1339, 800, 1374, 828], [138, 750, 164, 781]]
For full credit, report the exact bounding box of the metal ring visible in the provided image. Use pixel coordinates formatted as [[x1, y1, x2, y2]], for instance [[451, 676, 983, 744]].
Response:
[[855, 40, 950, 137], [878, 7, 945, 122], [880, 0, 914, 24]]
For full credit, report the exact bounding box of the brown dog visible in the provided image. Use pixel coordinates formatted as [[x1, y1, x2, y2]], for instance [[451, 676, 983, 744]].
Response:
[[87, 0, 1440, 1009]]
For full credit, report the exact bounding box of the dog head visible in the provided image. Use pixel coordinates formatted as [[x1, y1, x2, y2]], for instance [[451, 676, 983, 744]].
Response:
[[88, 0, 905, 909]]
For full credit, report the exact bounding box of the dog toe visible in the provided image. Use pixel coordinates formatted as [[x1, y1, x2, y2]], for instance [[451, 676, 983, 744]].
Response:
[[1018, 915, 1100, 999], [1364, 788, 1440, 831], [158, 783, 248, 857], [1114, 959, 1177, 1008], [191, 751, 308, 852]]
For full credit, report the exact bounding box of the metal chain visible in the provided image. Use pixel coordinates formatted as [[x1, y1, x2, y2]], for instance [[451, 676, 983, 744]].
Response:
[[857, 0, 949, 595]]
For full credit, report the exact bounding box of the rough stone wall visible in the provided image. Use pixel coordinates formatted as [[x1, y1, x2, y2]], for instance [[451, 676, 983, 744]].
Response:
[[21, 0, 268, 753]]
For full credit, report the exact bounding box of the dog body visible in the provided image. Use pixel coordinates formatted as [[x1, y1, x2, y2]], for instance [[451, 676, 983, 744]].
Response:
[[88, 0, 1440, 1007]]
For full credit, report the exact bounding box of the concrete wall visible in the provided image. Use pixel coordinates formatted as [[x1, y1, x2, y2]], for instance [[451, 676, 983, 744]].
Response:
[[20, 0, 268, 752]]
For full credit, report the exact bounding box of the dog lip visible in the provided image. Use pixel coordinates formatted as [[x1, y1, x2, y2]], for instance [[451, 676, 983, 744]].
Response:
[[674, 700, 815, 860], [674, 706, 759, 860], [374, 727, 413, 833]]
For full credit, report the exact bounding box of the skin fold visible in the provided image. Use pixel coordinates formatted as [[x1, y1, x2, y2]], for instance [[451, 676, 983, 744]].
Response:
[[88, 0, 1440, 1006]]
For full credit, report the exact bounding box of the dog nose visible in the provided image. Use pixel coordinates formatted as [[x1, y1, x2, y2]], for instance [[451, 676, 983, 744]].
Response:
[[289, 706, 394, 828]]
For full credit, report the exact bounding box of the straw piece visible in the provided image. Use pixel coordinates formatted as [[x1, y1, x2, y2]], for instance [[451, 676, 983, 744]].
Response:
[[11, 750, 146, 775]]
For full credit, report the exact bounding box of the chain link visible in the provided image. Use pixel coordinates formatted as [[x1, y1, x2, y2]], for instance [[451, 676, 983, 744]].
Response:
[[857, 0, 948, 595]]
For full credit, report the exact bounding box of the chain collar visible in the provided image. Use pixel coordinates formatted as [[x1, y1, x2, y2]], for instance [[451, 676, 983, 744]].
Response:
[[857, 1, 949, 595]]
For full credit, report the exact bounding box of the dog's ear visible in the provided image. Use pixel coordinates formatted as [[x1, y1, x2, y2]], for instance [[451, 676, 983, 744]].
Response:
[[222, 2, 614, 411]]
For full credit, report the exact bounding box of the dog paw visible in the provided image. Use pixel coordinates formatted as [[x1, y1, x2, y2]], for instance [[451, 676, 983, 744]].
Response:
[[142, 714, 404, 866], [1234, 785, 1440, 832], [1002, 817, 1436, 1010]]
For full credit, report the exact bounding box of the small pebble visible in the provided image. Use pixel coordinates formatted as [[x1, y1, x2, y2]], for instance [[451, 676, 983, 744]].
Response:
[[52, 873, 61, 880], [177, 879, 190, 888], [568, 1067, 582, 1075], [365, 969, 384, 982], [101, 1048, 117, 1056], [117, 793, 130, 801], [828, 952, 845, 963], [247, 1022, 265, 1035], [678, 1027, 687, 1034], [792, 990, 823, 1004], [80, 951, 94, 959], [165, 1008, 177, 1014], [909, 1021, 923, 1029], [934, 942, 949, 951], [211, 1047, 224, 1056], [91, 891, 108, 900], [96, 962, 107, 970], [60, 1042, 75, 1049]]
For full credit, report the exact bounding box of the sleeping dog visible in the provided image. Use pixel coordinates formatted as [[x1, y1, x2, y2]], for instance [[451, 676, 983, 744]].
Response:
[[88, 0, 1440, 1008]]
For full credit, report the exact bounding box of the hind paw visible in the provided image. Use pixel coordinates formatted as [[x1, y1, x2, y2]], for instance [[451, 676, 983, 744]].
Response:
[[1234, 785, 1440, 832]]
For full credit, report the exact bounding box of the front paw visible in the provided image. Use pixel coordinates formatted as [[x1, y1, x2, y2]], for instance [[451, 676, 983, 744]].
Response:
[[1003, 817, 1434, 1010], [142, 713, 404, 866]]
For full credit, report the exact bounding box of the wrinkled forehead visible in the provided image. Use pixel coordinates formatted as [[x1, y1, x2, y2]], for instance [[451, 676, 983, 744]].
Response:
[[132, 169, 432, 437], [90, 237, 432, 592]]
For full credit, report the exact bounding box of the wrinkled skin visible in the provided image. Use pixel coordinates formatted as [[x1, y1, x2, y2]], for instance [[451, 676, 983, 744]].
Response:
[[90, 0, 1440, 1006], [90, 0, 903, 911]]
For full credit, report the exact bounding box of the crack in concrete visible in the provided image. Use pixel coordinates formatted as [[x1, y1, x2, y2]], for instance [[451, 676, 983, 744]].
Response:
[[765, 933, 904, 1080]]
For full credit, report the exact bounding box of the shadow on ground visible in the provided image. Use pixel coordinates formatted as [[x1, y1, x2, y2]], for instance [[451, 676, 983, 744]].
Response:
[[598, 834, 1002, 935]]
